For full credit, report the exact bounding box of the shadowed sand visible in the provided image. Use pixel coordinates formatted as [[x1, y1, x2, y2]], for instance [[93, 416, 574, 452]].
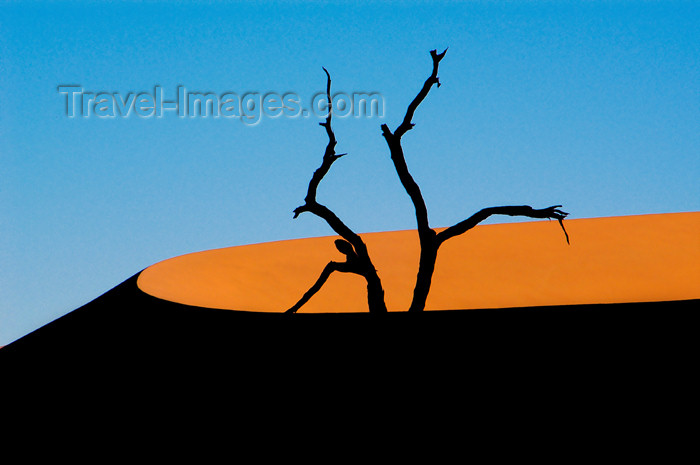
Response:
[[138, 212, 700, 312]]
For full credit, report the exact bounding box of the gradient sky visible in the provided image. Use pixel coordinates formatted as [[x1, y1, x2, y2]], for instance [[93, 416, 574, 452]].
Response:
[[2, 0, 699, 345]]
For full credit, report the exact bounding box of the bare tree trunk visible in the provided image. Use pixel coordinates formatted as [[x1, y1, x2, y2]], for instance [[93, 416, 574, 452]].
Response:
[[365, 271, 387, 314], [408, 237, 438, 313]]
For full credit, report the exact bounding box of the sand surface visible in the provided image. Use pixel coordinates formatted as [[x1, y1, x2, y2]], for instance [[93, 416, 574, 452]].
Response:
[[137, 212, 700, 312]]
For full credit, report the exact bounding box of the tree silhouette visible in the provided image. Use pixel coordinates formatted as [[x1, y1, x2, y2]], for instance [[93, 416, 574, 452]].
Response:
[[286, 49, 569, 314]]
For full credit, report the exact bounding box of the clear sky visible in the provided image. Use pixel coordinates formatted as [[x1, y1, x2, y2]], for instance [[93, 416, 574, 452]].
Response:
[[2, 0, 699, 345]]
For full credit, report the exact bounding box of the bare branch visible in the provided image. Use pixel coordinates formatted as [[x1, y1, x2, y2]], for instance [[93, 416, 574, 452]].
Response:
[[319, 67, 335, 145], [395, 47, 447, 139], [285, 261, 354, 314], [301, 67, 341, 205], [436, 205, 570, 245], [294, 202, 365, 253], [334, 239, 357, 259]]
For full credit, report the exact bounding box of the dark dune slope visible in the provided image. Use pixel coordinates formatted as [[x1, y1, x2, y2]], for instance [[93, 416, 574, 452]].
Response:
[[3, 273, 696, 430], [3, 274, 696, 455], [3, 271, 696, 369]]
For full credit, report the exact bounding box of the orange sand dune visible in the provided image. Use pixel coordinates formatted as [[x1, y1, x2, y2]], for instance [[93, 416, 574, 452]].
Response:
[[137, 212, 700, 312]]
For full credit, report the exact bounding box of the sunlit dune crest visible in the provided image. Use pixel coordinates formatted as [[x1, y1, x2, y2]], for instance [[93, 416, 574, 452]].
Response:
[[137, 212, 700, 312]]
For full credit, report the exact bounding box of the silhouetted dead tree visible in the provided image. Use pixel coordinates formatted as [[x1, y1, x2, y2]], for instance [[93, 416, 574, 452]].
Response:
[[381, 48, 569, 312], [287, 50, 569, 314], [286, 68, 387, 314]]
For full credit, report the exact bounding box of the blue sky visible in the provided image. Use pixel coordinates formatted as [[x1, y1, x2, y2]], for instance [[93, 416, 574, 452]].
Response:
[[2, 0, 699, 345]]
